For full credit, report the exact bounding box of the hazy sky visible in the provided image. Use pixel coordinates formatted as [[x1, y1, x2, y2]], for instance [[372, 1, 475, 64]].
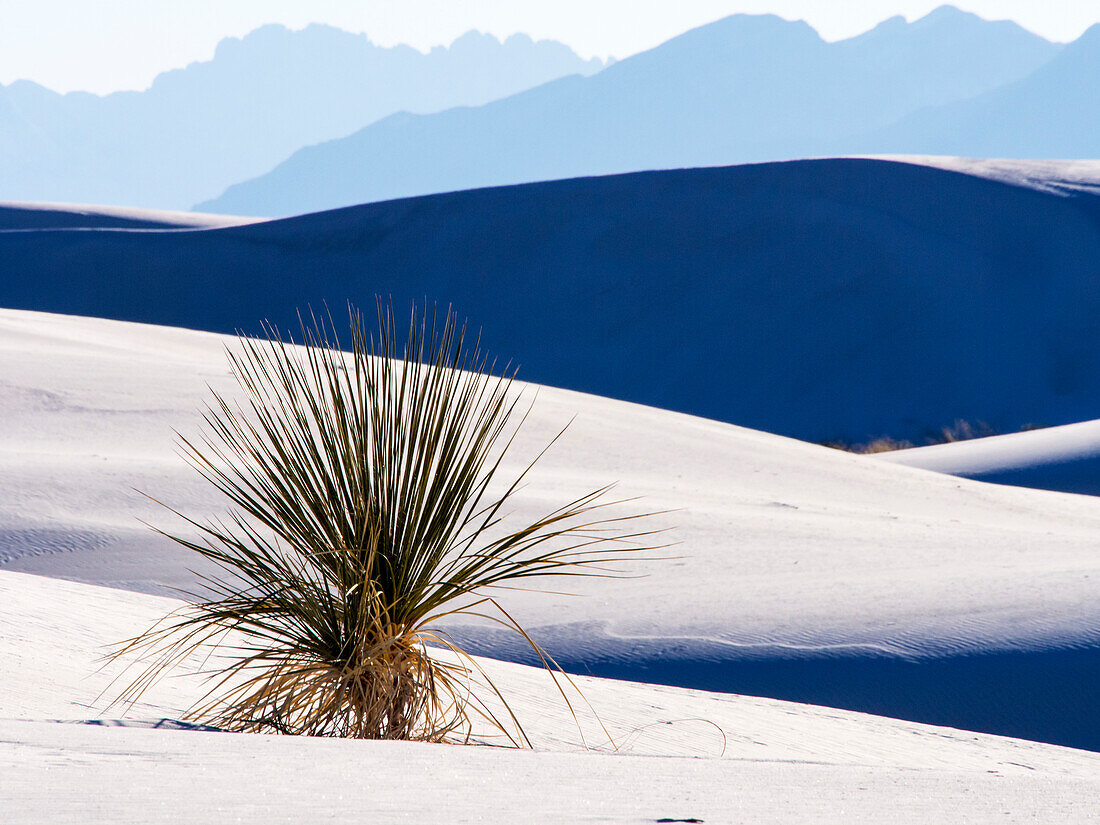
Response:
[[5, 0, 1098, 94]]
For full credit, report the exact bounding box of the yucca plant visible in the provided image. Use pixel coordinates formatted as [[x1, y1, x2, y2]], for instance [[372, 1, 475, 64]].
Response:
[[109, 300, 651, 745]]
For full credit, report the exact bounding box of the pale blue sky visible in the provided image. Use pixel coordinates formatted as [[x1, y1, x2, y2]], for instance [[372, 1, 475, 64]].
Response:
[[5, 0, 1097, 94]]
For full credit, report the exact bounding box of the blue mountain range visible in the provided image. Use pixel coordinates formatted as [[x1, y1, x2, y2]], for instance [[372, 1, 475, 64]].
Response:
[[0, 25, 602, 209], [198, 6, 1074, 216]]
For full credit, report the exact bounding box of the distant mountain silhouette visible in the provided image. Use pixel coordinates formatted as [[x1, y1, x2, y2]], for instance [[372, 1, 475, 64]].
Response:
[[199, 6, 1061, 216], [6, 158, 1100, 444], [834, 5, 1062, 111], [0, 25, 602, 209], [851, 23, 1100, 158]]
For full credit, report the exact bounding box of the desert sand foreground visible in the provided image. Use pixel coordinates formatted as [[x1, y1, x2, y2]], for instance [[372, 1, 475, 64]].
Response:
[[1, 307, 1099, 822], [3, 570, 1099, 824]]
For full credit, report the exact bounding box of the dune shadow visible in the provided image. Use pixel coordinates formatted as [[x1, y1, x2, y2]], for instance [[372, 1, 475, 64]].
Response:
[[554, 644, 1100, 753], [450, 625, 1100, 753], [60, 718, 224, 732]]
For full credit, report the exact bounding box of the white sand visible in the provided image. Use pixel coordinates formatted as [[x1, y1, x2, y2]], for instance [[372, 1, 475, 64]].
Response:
[[2, 307, 1100, 822], [2, 307, 1099, 657], [880, 417, 1100, 496], [3, 569, 1099, 824]]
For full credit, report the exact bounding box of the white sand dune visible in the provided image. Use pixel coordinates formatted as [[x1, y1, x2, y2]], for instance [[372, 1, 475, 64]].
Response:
[[881, 417, 1100, 496], [5, 157, 1100, 447], [0, 201, 262, 231], [859, 155, 1100, 196], [2, 307, 1100, 756], [3, 569, 1099, 824], [3, 308, 1100, 820], [8, 722, 1097, 825], [4, 308, 1100, 653]]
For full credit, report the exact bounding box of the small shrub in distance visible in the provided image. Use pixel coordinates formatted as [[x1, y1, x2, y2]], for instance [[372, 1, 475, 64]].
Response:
[[925, 419, 998, 444], [822, 418, 1037, 454], [819, 436, 914, 453], [109, 301, 653, 744]]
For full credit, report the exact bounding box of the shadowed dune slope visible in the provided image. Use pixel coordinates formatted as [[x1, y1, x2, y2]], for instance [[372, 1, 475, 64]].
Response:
[[3, 158, 1100, 444]]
